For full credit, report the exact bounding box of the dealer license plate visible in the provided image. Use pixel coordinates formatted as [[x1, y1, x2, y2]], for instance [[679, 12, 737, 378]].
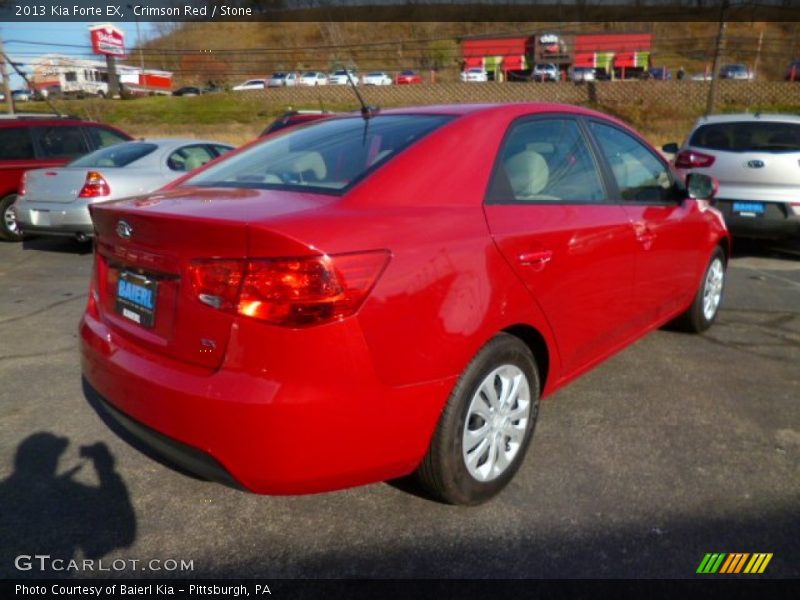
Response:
[[732, 201, 765, 215], [115, 271, 158, 328]]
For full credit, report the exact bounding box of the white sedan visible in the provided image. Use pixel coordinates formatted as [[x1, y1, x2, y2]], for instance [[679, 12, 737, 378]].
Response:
[[362, 71, 393, 86], [328, 70, 359, 85], [299, 72, 328, 86], [461, 68, 489, 83], [232, 79, 266, 91]]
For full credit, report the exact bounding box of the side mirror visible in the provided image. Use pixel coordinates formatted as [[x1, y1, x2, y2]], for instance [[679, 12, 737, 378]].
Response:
[[686, 173, 718, 201], [661, 142, 679, 154]]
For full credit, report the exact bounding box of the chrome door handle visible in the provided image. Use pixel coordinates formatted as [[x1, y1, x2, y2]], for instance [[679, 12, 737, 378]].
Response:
[[518, 250, 553, 270]]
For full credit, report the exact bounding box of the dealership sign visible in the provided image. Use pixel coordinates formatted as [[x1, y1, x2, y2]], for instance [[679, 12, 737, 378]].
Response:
[[539, 33, 568, 55], [89, 24, 125, 57]]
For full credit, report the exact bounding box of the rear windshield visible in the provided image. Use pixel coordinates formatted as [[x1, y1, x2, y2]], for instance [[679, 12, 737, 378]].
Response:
[[690, 122, 800, 152], [184, 114, 453, 194], [69, 142, 158, 168]]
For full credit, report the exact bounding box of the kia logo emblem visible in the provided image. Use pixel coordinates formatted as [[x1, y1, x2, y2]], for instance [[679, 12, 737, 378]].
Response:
[[746, 160, 765, 169], [116, 220, 133, 239]]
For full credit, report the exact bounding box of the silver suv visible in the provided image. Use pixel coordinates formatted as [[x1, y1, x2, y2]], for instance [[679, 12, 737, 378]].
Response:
[[664, 113, 800, 240], [533, 63, 559, 82]]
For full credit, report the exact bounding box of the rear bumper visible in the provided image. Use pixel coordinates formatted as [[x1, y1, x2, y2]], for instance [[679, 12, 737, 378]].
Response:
[[80, 311, 453, 494], [713, 199, 800, 239], [15, 201, 93, 236]]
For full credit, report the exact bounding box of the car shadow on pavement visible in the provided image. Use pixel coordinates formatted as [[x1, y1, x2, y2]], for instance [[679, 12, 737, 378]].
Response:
[[22, 236, 93, 256], [0, 432, 136, 578], [731, 237, 800, 261]]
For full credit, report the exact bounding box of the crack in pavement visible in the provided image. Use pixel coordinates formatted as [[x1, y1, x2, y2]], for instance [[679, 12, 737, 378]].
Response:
[[0, 294, 86, 326], [0, 347, 75, 362]]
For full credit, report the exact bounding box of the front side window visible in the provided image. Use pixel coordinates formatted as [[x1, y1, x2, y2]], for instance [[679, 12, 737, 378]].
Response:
[[590, 122, 676, 203], [32, 126, 89, 159], [184, 115, 453, 194], [86, 126, 132, 150], [486, 118, 606, 204]]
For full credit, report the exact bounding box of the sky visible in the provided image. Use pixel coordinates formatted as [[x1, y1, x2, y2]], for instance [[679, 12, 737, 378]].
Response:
[[1, 21, 159, 88]]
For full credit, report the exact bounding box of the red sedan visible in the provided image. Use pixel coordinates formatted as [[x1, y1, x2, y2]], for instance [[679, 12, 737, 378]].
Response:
[[81, 104, 729, 505], [395, 70, 423, 84]]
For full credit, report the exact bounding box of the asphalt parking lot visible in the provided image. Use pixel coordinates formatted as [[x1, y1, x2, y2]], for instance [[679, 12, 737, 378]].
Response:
[[0, 236, 797, 579]]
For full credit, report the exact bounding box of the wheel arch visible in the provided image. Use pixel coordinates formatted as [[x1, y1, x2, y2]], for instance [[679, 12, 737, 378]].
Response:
[[502, 324, 550, 395]]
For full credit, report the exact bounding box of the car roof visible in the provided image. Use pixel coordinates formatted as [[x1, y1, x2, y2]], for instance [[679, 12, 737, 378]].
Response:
[[371, 103, 608, 119], [692, 113, 800, 126]]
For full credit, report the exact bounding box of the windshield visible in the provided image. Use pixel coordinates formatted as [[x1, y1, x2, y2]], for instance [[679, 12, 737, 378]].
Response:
[[184, 115, 453, 195], [70, 142, 158, 168], [690, 122, 800, 152]]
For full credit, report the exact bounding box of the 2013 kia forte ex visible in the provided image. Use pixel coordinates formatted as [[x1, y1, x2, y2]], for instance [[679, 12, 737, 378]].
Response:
[[80, 104, 729, 505]]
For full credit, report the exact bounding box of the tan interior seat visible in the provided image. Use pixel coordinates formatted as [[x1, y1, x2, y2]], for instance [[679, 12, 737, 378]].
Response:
[[504, 150, 549, 199]]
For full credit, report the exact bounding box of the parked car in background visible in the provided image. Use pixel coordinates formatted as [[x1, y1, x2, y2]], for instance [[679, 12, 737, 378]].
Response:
[[395, 70, 422, 84], [0, 114, 132, 241], [569, 66, 596, 82], [267, 72, 298, 87], [81, 103, 728, 506], [362, 72, 393, 86], [15, 139, 233, 242], [533, 63, 559, 82], [648, 66, 672, 80], [461, 67, 489, 82], [784, 60, 800, 81], [719, 64, 753, 80], [298, 72, 328, 86], [172, 86, 204, 97], [11, 90, 32, 102], [260, 110, 334, 137], [328, 70, 359, 85], [232, 79, 266, 91], [691, 72, 713, 81], [664, 113, 800, 239]]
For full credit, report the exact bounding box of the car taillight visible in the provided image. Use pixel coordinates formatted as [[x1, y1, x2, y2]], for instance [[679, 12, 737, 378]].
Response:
[[18, 172, 28, 197], [78, 171, 110, 198], [189, 251, 389, 327], [675, 150, 716, 169]]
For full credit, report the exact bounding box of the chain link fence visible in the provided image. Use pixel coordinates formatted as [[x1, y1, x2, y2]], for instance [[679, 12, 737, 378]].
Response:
[[233, 80, 800, 113]]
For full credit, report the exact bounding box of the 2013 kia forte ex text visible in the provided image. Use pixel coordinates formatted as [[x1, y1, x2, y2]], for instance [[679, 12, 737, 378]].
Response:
[[80, 104, 729, 505]]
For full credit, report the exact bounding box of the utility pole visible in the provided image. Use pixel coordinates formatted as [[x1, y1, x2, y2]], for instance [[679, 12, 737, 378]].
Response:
[[753, 30, 763, 80], [705, 0, 728, 116], [0, 33, 14, 115]]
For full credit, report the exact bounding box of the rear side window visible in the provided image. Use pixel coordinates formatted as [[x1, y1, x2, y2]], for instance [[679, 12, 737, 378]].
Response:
[[86, 126, 131, 149], [0, 127, 35, 160], [32, 126, 89, 159], [690, 122, 800, 152], [185, 115, 453, 194], [70, 142, 157, 168], [486, 118, 606, 204], [167, 145, 217, 172]]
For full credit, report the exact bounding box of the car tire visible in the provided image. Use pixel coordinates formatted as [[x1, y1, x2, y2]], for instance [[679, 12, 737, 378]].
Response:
[[672, 247, 726, 333], [0, 194, 23, 242], [416, 333, 540, 505]]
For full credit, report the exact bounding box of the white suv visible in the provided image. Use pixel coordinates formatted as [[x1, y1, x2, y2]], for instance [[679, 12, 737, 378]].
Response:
[[664, 113, 800, 240]]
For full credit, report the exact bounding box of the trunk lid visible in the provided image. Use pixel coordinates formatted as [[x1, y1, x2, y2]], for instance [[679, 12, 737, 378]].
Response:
[[90, 186, 336, 369], [23, 167, 90, 204]]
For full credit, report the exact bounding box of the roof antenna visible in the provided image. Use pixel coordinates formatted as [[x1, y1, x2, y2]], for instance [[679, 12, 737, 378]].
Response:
[[345, 69, 378, 120]]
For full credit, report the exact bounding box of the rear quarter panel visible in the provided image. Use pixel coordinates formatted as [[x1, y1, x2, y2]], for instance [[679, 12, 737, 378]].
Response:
[[250, 108, 564, 394]]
